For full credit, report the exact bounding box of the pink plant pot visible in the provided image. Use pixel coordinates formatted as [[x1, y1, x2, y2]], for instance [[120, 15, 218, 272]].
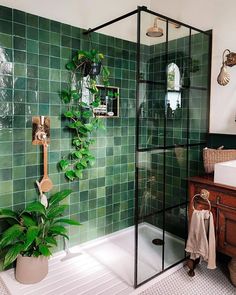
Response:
[[15, 255, 48, 284]]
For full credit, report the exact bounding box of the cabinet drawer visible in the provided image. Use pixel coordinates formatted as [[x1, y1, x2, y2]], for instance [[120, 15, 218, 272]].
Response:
[[216, 193, 236, 209]]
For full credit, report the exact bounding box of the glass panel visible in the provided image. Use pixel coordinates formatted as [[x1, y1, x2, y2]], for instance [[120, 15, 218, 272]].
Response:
[[164, 204, 186, 268], [138, 12, 166, 149], [166, 24, 190, 146], [165, 148, 188, 208], [137, 148, 165, 285], [188, 145, 205, 177], [138, 150, 164, 219], [137, 214, 163, 285], [189, 30, 210, 144]]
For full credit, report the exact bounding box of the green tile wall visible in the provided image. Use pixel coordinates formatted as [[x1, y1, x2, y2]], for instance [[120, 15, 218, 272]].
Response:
[[0, 5, 136, 248]]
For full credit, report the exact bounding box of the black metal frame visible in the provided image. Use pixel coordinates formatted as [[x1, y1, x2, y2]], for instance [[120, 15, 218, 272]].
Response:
[[84, 5, 212, 290]]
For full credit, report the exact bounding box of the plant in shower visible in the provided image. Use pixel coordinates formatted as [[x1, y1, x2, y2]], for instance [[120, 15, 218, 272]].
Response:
[[0, 189, 80, 270], [59, 49, 111, 181]]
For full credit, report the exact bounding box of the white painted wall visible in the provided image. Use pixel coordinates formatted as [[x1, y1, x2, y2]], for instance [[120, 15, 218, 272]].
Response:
[[150, 0, 236, 134], [1, 0, 236, 134]]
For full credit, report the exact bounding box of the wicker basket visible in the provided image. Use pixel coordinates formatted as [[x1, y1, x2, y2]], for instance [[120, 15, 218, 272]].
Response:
[[203, 146, 236, 174]]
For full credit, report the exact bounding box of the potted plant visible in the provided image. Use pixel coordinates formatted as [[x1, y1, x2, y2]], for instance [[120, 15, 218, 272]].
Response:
[[59, 48, 111, 181], [0, 189, 80, 284]]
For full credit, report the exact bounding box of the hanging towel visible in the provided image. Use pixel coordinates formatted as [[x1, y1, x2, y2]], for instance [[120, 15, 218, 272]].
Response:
[[185, 209, 216, 269]]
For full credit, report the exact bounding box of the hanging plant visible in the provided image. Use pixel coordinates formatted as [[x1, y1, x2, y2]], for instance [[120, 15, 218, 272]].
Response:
[[59, 49, 110, 181]]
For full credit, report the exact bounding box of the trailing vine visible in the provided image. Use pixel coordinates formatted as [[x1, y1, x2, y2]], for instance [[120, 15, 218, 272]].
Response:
[[59, 49, 110, 181]]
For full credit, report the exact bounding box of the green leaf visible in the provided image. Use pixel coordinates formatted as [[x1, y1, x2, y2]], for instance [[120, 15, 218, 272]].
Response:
[[81, 101, 89, 107], [75, 121, 83, 128], [59, 159, 69, 171], [47, 205, 68, 219], [24, 226, 39, 251], [61, 90, 71, 104], [102, 66, 110, 77], [78, 50, 87, 59], [103, 80, 110, 87], [3, 244, 24, 269], [39, 244, 52, 257], [71, 90, 80, 100], [73, 111, 81, 118], [66, 61, 76, 71], [49, 189, 72, 206], [72, 139, 81, 146], [88, 156, 96, 167], [98, 53, 104, 60], [85, 123, 94, 132], [78, 127, 89, 135], [65, 170, 76, 181], [91, 100, 100, 107], [76, 163, 84, 170], [49, 225, 67, 236], [68, 122, 77, 129], [45, 237, 57, 246], [64, 111, 73, 118], [72, 151, 82, 159], [87, 87, 98, 94], [82, 111, 92, 119], [0, 224, 24, 248], [80, 159, 87, 168], [24, 202, 46, 216], [54, 218, 81, 226], [0, 209, 18, 221], [72, 55, 78, 63], [21, 214, 36, 227], [75, 169, 83, 178]]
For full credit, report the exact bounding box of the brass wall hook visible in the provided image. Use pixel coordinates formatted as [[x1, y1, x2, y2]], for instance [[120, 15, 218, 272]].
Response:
[[217, 49, 231, 86]]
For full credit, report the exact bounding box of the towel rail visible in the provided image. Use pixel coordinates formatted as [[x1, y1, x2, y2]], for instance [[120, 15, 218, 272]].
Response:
[[192, 189, 211, 212]]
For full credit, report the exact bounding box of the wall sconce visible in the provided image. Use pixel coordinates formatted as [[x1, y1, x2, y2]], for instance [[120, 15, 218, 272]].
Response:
[[217, 49, 236, 86]]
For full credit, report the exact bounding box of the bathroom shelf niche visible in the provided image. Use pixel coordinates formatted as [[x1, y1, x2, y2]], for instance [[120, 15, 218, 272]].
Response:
[[93, 85, 119, 118]]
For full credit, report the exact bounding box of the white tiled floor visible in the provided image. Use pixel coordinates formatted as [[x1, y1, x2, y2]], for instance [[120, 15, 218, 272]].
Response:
[[133, 262, 236, 295], [1, 259, 235, 295]]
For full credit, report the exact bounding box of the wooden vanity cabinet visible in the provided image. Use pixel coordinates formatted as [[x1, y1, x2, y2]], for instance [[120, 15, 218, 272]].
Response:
[[188, 175, 236, 257]]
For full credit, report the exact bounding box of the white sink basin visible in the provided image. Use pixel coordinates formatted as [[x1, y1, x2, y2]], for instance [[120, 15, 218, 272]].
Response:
[[214, 160, 236, 187]]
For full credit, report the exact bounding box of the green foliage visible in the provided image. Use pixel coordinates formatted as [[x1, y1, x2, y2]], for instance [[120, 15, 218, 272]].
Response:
[[59, 48, 109, 181], [0, 190, 81, 269]]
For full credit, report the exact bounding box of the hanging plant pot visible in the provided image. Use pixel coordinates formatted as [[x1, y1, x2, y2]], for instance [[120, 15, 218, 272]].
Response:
[[15, 255, 48, 284], [90, 62, 101, 76]]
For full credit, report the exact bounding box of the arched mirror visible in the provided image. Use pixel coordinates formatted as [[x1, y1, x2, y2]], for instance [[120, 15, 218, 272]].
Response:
[[166, 63, 181, 116]]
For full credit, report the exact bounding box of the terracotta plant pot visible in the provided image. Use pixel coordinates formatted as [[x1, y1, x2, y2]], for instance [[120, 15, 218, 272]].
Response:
[[15, 255, 48, 284]]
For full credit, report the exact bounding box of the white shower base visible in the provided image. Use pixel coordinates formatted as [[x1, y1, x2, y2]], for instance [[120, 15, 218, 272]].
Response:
[[0, 223, 184, 295]]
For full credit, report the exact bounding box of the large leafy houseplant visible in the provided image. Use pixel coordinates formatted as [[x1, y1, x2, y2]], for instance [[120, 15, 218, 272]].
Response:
[[0, 189, 80, 270], [59, 49, 110, 181]]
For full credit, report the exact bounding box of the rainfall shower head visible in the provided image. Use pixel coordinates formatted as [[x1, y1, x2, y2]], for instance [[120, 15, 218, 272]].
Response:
[[146, 17, 181, 38], [146, 17, 163, 37]]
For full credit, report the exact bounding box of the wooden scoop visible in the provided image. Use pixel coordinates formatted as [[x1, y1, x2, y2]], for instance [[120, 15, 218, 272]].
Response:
[[39, 142, 53, 192]]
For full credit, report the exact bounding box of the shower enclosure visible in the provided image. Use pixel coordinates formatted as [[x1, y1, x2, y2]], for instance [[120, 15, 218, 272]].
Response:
[[84, 6, 212, 288]]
